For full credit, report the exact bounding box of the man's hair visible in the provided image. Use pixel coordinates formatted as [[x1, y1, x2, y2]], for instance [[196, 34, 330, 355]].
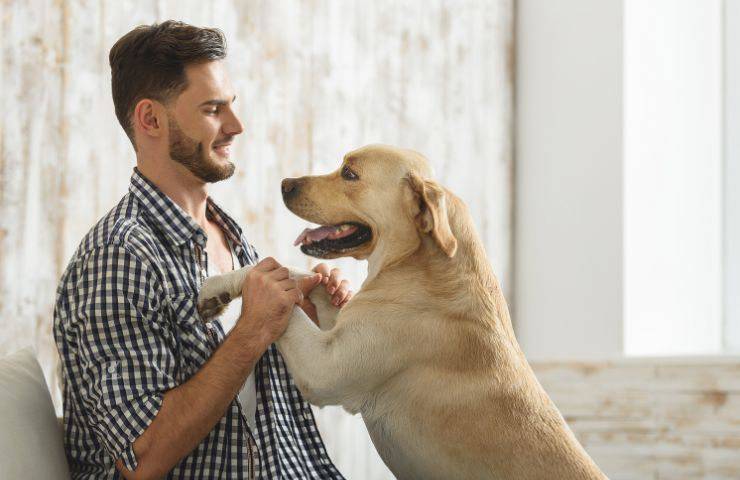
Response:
[[109, 20, 227, 147]]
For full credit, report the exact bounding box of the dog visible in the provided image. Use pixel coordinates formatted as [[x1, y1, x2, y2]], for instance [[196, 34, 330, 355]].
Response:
[[198, 145, 607, 479]]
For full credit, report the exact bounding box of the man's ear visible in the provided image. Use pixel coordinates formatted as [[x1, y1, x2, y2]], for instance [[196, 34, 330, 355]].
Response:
[[133, 99, 163, 139], [405, 172, 457, 257]]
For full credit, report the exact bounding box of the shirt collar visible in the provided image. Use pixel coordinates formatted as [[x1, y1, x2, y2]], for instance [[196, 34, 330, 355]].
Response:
[[206, 197, 244, 248], [129, 167, 243, 249]]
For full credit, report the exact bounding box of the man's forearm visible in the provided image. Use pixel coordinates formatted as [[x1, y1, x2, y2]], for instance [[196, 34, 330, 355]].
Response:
[[117, 320, 266, 480]]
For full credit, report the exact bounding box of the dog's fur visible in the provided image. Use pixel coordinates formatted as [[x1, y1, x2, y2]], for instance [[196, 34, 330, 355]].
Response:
[[198, 145, 607, 479]]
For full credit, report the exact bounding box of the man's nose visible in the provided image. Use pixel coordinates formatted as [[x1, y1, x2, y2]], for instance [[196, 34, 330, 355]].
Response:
[[224, 109, 244, 136], [281, 178, 302, 200]]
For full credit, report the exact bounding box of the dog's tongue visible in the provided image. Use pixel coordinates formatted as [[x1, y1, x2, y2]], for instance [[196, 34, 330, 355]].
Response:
[[293, 224, 358, 246]]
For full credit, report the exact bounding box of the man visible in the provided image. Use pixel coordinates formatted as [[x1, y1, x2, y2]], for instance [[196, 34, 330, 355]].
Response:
[[53, 20, 350, 480]]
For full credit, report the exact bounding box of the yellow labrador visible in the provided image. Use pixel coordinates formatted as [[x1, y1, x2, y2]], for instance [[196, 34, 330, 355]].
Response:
[[198, 145, 606, 479]]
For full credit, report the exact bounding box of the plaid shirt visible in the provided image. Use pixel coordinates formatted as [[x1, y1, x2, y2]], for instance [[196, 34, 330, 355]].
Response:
[[53, 168, 344, 479]]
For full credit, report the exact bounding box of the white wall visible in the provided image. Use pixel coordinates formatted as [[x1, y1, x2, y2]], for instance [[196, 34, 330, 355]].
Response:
[[515, 0, 624, 360], [623, 0, 723, 356]]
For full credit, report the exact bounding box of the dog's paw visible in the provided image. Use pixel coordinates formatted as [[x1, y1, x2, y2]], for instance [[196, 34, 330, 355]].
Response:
[[197, 291, 233, 322]]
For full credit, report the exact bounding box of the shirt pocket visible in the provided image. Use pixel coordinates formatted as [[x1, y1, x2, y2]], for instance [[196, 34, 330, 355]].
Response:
[[166, 291, 218, 378]]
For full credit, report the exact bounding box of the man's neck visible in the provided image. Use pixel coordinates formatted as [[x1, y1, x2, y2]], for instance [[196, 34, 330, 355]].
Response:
[[136, 156, 210, 229]]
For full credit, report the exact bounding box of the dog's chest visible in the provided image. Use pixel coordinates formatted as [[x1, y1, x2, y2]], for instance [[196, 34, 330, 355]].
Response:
[[363, 414, 415, 478], [362, 409, 452, 480]]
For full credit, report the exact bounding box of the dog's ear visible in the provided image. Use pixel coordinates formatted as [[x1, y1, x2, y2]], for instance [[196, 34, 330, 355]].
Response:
[[405, 173, 457, 257]]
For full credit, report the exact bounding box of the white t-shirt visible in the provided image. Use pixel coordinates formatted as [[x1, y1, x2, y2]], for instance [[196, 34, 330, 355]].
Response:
[[206, 239, 257, 430]]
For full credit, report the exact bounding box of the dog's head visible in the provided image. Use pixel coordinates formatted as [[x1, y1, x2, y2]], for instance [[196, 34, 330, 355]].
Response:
[[282, 144, 457, 262]]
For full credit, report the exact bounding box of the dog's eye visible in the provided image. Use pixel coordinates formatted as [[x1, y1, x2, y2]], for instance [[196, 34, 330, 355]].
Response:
[[342, 165, 359, 181]]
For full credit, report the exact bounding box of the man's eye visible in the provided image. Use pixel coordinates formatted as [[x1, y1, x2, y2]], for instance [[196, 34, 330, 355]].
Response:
[[205, 108, 218, 115], [342, 166, 359, 181]]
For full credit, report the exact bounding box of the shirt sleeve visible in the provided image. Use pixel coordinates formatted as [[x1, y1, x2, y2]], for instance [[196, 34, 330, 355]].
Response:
[[72, 243, 178, 472]]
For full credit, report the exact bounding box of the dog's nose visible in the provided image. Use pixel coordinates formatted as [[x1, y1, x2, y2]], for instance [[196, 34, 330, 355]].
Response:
[[281, 178, 300, 200]]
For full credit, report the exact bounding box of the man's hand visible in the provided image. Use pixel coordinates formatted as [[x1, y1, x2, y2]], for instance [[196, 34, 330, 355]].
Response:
[[236, 257, 306, 349], [312, 263, 353, 307], [294, 263, 353, 327]]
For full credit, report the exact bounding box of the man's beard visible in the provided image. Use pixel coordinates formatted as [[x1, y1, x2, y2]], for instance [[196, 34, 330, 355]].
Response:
[[168, 115, 235, 183]]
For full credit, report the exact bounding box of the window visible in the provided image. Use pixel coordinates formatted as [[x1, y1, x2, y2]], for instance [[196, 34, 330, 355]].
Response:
[[723, 0, 740, 351], [624, 0, 738, 355], [623, 0, 723, 355]]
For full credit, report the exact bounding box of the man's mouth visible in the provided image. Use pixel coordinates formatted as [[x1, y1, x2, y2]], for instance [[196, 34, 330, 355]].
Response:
[[212, 142, 232, 157], [293, 222, 372, 257]]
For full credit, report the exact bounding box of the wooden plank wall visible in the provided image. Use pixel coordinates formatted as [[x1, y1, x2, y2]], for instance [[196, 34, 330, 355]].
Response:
[[533, 359, 740, 480], [0, 1, 513, 478]]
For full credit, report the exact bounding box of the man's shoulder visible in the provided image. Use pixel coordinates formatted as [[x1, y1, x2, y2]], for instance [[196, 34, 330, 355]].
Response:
[[54, 192, 169, 322], [68, 192, 161, 269]]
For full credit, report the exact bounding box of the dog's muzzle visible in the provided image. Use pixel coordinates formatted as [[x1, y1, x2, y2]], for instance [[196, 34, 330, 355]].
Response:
[[281, 178, 302, 201]]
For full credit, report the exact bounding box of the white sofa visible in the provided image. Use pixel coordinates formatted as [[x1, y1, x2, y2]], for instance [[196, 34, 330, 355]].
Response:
[[0, 347, 71, 479]]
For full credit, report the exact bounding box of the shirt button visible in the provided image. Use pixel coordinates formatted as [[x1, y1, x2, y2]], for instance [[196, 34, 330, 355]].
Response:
[[107, 363, 118, 374]]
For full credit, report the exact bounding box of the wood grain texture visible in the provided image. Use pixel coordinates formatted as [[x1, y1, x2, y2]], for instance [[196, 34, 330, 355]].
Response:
[[0, 1, 513, 478], [533, 358, 740, 480]]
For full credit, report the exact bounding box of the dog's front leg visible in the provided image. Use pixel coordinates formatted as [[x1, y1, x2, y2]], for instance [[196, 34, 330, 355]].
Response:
[[275, 308, 349, 406], [277, 308, 399, 410], [307, 286, 340, 330], [197, 266, 252, 319]]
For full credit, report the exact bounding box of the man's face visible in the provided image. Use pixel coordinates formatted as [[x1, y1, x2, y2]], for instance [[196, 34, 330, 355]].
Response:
[[166, 60, 244, 183]]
